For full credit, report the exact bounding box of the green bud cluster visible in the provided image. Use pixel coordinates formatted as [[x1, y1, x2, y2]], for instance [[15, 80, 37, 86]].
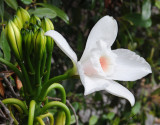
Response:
[[5, 7, 55, 94], [2, 7, 71, 125]]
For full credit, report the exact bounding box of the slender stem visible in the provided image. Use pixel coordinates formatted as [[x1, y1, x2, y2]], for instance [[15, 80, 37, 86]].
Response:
[[41, 101, 71, 125], [28, 100, 36, 125], [26, 54, 35, 73], [0, 58, 23, 81], [36, 117, 45, 125], [39, 83, 66, 103], [39, 112, 54, 125], [40, 49, 47, 77], [35, 60, 41, 97], [43, 52, 52, 84], [19, 61, 33, 95], [39, 73, 68, 101], [2, 98, 28, 115], [8, 106, 19, 125], [13, 104, 23, 114]]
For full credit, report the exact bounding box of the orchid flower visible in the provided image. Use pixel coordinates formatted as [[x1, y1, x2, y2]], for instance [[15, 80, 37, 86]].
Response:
[[45, 16, 152, 106]]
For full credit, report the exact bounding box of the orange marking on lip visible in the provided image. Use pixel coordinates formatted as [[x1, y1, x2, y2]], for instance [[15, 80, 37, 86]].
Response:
[[100, 56, 108, 72]]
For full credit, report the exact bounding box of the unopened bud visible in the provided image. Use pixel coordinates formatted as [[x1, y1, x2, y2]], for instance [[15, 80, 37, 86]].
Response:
[[41, 17, 54, 52], [16, 7, 30, 25], [30, 14, 41, 26], [33, 28, 46, 60], [6, 20, 23, 60], [24, 30, 34, 55], [13, 15, 23, 30]]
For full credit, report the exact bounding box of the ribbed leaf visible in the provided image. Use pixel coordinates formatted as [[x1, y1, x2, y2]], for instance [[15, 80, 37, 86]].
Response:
[[4, 0, 18, 10], [28, 8, 57, 18], [0, 30, 11, 61], [37, 3, 69, 24]]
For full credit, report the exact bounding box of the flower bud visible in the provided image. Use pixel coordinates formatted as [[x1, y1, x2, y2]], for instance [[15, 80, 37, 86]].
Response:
[[6, 20, 23, 60], [23, 21, 29, 29], [33, 28, 46, 60], [41, 17, 54, 52], [13, 15, 23, 30], [24, 30, 34, 55], [16, 7, 30, 25], [28, 23, 39, 33], [29, 14, 41, 26], [55, 111, 66, 125]]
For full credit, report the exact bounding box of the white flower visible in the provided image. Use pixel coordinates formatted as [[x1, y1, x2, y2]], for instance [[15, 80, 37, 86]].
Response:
[[45, 16, 152, 106]]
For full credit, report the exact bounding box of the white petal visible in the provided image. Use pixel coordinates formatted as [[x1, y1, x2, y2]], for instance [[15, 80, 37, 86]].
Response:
[[81, 16, 118, 60], [109, 49, 152, 81], [77, 62, 109, 95], [78, 62, 135, 106], [45, 30, 77, 63], [105, 80, 135, 106]]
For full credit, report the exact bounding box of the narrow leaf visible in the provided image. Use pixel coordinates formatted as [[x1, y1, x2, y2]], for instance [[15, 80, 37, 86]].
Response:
[[0, 0, 4, 19], [28, 8, 57, 18], [4, 0, 18, 10], [21, 0, 32, 5], [123, 13, 152, 28], [37, 3, 69, 24], [0, 30, 11, 61]]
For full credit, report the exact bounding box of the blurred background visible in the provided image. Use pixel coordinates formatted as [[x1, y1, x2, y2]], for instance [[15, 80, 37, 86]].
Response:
[[0, 0, 160, 124]]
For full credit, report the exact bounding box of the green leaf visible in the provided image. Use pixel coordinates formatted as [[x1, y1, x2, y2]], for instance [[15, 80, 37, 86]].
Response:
[[0, 0, 4, 19], [72, 102, 79, 112], [0, 31, 11, 61], [21, 0, 32, 5], [155, 0, 160, 9], [89, 115, 98, 125], [142, 0, 151, 20], [113, 117, 120, 125], [123, 13, 152, 28], [37, 3, 69, 24], [28, 8, 57, 18], [131, 102, 141, 115], [4, 0, 18, 10], [102, 112, 115, 120]]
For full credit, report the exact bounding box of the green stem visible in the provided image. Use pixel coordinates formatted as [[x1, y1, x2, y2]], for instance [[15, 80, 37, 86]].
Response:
[[36, 117, 45, 125], [39, 112, 54, 125], [19, 61, 33, 95], [0, 58, 23, 81], [41, 101, 71, 125], [39, 83, 66, 103], [8, 106, 19, 125], [40, 49, 47, 77], [13, 104, 23, 113], [39, 73, 68, 101], [43, 52, 52, 84], [2, 98, 28, 114], [28, 100, 36, 125], [35, 60, 41, 97], [26, 54, 35, 73]]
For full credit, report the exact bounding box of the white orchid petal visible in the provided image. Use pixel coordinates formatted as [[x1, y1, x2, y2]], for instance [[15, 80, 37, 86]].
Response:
[[105, 80, 135, 106], [81, 16, 118, 60], [45, 30, 77, 63], [77, 62, 109, 95], [109, 49, 152, 81]]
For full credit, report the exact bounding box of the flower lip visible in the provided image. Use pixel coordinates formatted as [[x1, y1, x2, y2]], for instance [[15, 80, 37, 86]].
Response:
[[100, 56, 108, 72]]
